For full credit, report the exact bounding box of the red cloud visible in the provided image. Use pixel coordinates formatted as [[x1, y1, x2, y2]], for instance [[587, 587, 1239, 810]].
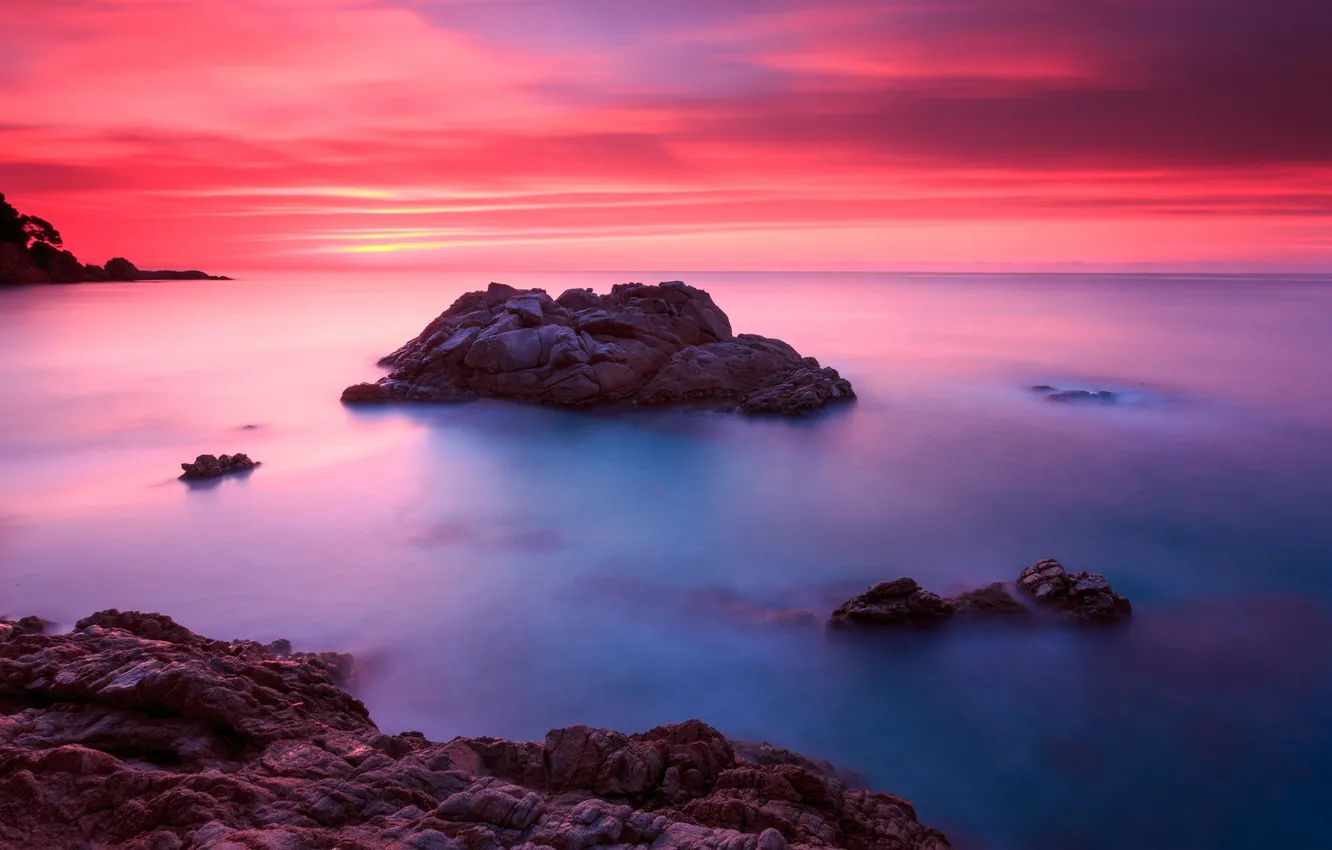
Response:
[[1, 0, 1329, 270]]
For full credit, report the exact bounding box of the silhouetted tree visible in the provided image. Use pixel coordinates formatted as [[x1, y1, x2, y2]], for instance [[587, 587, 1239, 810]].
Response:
[[0, 193, 25, 246], [20, 215, 63, 248], [0, 195, 65, 249]]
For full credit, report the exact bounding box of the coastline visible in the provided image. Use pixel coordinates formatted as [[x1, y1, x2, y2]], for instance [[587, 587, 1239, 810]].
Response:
[[0, 611, 951, 849]]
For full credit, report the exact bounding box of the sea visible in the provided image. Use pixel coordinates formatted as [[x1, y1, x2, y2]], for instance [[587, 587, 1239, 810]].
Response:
[[2, 271, 1330, 850]]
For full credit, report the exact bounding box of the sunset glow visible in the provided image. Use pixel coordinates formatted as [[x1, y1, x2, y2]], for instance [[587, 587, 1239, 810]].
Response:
[[2, 0, 1330, 271]]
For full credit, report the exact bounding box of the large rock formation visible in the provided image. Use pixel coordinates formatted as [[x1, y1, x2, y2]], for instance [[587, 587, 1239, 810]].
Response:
[[0, 610, 951, 849], [829, 561, 1129, 629], [341, 282, 855, 415]]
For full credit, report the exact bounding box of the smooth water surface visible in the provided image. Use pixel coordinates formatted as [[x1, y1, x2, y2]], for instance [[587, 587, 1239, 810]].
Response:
[[3, 272, 1331, 849]]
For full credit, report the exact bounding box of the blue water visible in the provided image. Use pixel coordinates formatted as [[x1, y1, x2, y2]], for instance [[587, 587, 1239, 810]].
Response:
[[2, 272, 1331, 849]]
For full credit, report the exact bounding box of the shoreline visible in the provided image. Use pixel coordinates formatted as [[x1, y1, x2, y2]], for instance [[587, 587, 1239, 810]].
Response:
[[1, 610, 952, 849]]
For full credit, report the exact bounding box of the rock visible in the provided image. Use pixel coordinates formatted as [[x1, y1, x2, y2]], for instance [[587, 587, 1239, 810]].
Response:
[[0, 616, 49, 643], [1030, 385, 1118, 403], [0, 611, 952, 848], [179, 452, 258, 480], [831, 565, 1129, 628], [0, 616, 49, 636], [944, 582, 1030, 617], [1048, 389, 1116, 402], [828, 578, 955, 627], [341, 281, 854, 415], [1016, 559, 1132, 623]]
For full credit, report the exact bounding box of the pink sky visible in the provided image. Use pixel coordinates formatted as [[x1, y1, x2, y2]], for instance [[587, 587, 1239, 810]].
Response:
[[2, 0, 1330, 271]]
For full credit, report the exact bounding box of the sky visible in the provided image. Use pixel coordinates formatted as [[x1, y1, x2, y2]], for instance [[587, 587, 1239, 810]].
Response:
[[1, 0, 1330, 272]]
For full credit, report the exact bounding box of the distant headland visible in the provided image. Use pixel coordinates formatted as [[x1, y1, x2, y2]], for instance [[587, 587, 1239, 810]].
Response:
[[0, 193, 229, 285]]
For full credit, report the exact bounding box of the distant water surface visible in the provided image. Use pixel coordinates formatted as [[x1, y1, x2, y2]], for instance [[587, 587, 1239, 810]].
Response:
[[2, 272, 1331, 850]]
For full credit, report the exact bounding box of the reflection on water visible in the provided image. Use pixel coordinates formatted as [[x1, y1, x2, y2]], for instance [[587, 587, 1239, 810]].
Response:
[[2, 272, 1332, 850]]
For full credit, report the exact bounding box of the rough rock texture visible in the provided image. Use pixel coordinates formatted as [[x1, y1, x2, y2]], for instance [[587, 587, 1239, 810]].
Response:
[[341, 282, 854, 415], [828, 579, 954, 628], [0, 617, 47, 643], [180, 453, 258, 480], [1016, 559, 1132, 624], [0, 611, 951, 849]]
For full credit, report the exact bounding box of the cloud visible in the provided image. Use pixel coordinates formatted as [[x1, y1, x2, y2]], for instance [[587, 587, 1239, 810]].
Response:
[[0, 0, 1329, 269]]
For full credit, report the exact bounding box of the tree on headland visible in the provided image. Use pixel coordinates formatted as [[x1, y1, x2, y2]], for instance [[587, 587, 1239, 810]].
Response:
[[0, 194, 64, 248], [21, 215, 63, 248], [0, 193, 25, 246]]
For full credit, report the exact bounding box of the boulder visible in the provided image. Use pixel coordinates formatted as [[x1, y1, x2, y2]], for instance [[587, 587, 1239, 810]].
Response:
[[0, 616, 47, 640], [1016, 559, 1132, 623], [829, 578, 954, 627], [342, 281, 854, 415], [0, 611, 952, 849], [179, 452, 258, 480]]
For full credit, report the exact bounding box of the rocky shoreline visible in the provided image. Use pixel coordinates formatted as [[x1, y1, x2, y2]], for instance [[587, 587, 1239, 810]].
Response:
[[342, 281, 854, 416], [1, 611, 950, 850]]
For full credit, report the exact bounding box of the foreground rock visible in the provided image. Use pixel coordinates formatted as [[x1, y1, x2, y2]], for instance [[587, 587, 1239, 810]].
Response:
[[1016, 559, 1132, 623], [0, 610, 951, 849], [179, 452, 258, 480], [830, 561, 1128, 629], [1, 193, 228, 285], [0, 616, 47, 642], [341, 281, 854, 415]]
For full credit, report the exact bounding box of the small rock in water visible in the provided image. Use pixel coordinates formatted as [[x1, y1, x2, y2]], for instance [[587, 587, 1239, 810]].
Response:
[[179, 452, 258, 480], [1016, 558, 1132, 623], [829, 577, 955, 627], [1031, 385, 1118, 403], [829, 562, 1129, 628], [946, 582, 1030, 617]]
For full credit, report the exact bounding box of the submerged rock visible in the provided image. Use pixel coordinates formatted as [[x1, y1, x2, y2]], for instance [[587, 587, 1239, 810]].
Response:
[[1030, 385, 1117, 403], [1017, 558, 1132, 623], [0, 610, 951, 849], [341, 281, 855, 415], [179, 452, 258, 480]]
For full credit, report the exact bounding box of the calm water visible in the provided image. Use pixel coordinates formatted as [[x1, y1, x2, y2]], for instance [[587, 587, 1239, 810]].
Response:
[[2, 272, 1331, 849]]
